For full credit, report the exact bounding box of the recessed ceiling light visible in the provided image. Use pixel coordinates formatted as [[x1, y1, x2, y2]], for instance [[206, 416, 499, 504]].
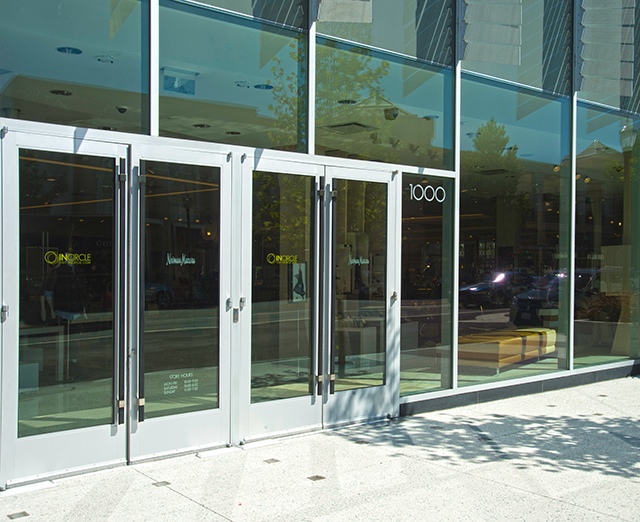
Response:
[[338, 99, 357, 105], [57, 47, 82, 55], [254, 84, 273, 90], [50, 90, 72, 96], [46, 178, 56, 182], [101, 126, 117, 131], [225, 131, 241, 135], [96, 55, 114, 64], [193, 123, 210, 128], [236, 81, 250, 88]]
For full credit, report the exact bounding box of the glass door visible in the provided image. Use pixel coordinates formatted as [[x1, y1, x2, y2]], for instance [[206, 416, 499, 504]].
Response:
[[322, 166, 400, 425], [1, 131, 128, 486], [239, 156, 323, 441], [128, 143, 232, 459]]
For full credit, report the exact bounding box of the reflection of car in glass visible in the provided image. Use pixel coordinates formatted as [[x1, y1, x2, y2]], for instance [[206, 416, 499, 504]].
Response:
[[510, 269, 598, 326], [145, 282, 173, 309], [460, 271, 537, 308]]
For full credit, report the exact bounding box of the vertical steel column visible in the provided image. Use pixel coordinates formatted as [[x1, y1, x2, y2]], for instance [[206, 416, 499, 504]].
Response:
[[451, 0, 463, 391], [569, 0, 579, 372], [308, 0, 318, 154], [150, 0, 160, 136]]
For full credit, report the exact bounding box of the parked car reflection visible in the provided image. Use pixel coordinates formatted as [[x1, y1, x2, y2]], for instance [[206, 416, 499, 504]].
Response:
[[460, 270, 537, 308]]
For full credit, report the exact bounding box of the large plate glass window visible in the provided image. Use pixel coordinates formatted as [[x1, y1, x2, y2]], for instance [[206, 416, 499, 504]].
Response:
[[459, 74, 571, 385], [574, 104, 640, 365], [159, 0, 307, 152]]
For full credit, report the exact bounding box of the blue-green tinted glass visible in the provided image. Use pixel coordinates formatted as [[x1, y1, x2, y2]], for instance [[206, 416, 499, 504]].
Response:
[[401, 175, 454, 396], [574, 103, 640, 366], [316, 38, 454, 170], [577, 0, 640, 112], [0, 0, 149, 132], [317, 0, 454, 66], [159, 1, 307, 152], [193, 0, 306, 27], [458, 73, 571, 386], [462, 0, 572, 95]]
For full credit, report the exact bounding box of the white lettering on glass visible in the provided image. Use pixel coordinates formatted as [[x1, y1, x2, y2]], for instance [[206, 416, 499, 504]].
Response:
[[166, 253, 196, 266], [409, 184, 446, 203]]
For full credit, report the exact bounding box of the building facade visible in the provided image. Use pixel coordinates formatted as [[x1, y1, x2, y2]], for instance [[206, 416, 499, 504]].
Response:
[[0, 0, 638, 487]]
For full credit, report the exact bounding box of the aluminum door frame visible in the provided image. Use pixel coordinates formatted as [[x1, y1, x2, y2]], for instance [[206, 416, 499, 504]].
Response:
[[128, 142, 233, 461], [238, 154, 324, 442], [0, 129, 129, 487], [321, 165, 401, 426]]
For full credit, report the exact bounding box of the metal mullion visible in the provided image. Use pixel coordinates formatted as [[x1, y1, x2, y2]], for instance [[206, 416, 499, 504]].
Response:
[[450, 0, 463, 391], [307, 0, 317, 155], [150, 0, 159, 136]]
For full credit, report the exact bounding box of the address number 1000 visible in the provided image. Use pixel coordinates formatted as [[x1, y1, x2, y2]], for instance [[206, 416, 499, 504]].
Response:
[[409, 184, 446, 203]]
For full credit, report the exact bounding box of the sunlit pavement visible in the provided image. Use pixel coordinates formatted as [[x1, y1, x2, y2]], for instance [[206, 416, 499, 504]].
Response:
[[1, 376, 639, 522]]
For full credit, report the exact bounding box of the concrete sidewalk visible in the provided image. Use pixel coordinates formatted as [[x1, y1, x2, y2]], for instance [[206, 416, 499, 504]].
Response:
[[1, 377, 639, 522]]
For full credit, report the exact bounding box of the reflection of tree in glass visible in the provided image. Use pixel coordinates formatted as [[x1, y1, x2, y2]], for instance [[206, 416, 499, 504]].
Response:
[[461, 117, 530, 223], [268, 33, 391, 157]]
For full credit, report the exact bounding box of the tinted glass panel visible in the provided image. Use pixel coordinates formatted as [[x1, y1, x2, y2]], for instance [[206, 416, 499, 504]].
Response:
[[401, 175, 454, 395], [0, 0, 148, 132], [334, 179, 387, 390], [142, 161, 220, 418], [19, 150, 115, 437], [462, 0, 572, 95], [459, 74, 571, 386], [317, 0, 454, 66], [574, 103, 640, 365], [251, 172, 315, 403], [316, 38, 454, 170], [159, 0, 307, 152]]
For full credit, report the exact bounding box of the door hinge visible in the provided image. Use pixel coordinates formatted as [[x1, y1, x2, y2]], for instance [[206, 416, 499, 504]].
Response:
[[0, 126, 8, 138], [318, 189, 337, 199], [1, 305, 8, 321]]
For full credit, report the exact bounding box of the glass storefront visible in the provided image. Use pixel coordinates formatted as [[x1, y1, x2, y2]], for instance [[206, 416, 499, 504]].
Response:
[[4, 0, 640, 488]]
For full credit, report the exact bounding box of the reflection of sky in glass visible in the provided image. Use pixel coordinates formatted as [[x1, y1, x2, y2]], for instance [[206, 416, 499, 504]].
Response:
[[461, 74, 570, 165]]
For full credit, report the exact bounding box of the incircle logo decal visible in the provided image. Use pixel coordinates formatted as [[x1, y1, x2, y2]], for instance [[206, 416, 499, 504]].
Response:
[[44, 251, 92, 265], [409, 183, 446, 203], [267, 253, 298, 264]]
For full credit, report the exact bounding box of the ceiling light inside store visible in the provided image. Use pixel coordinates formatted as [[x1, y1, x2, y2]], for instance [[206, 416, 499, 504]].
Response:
[[193, 124, 210, 128], [50, 90, 72, 96], [338, 99, 358, 105], [254, 84, 273, 90], [96, 55, 115, 64], [225, 131, 241, 135], [57, 47, 82, 55], [236, 81, 250, 89]]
